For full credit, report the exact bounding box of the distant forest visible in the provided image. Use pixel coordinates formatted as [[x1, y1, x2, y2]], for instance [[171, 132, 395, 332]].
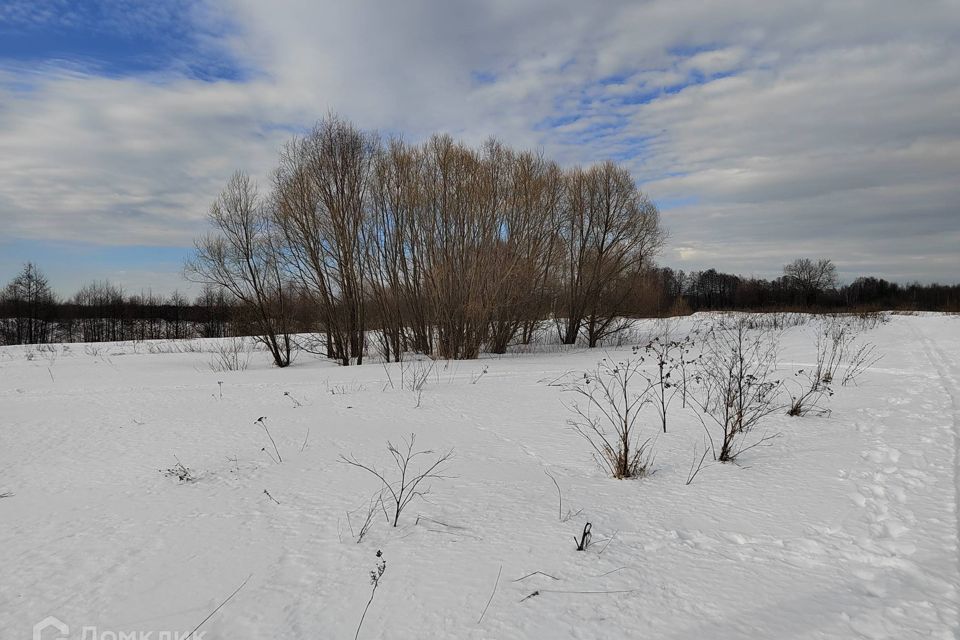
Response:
[[1, 259, 956, 348]]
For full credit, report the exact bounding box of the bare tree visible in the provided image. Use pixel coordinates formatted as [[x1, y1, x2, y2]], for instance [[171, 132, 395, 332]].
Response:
[[195, 284, 232, 338], [186, 171, 294, 367], [417, 136, 503, 359], [366, 137, 432, 360], [166, 290, 189, 340], [1, 262, 56, 345], [556, 163, 665, 347], [783, 258, 838, 306], [72, 280, 125, 343], [486, 151, 564, 353], [273, 115, 377, 365]]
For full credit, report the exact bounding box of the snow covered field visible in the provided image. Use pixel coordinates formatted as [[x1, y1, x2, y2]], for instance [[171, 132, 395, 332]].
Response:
[[2, 313, 958, 639]]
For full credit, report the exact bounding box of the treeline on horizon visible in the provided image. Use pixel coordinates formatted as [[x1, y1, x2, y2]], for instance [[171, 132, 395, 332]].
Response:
[[2, 259, 956, 348]]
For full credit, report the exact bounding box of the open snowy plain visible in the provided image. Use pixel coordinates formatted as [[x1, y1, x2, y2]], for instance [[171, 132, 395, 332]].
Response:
[[1, 313, 958, 639]]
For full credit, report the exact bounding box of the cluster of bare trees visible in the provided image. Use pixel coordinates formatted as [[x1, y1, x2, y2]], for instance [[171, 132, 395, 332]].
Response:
[[782, 258, 839, 307], [0, 263, 56, 344], [189, 114, 665, 366], [650, 257, 960, 312], [0, 263, 238, 345]]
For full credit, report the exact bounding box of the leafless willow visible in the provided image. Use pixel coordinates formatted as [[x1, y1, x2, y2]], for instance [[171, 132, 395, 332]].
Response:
[[186, 172, 294, 367], [557, 162, 666, 347], [273, 116, 375, 365], [192, 114, 666, 363]]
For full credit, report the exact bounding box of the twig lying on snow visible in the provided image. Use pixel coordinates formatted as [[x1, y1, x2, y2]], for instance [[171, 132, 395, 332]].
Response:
[[590, 566, 631, 578], [263, 489, 280, 505], [520, 588, 641, 602], [545, 588, 641, 595], [183, 574, 252, 640], [512, 571, 560, 582], [539, 370, 575, 386], [598, 530, 618, 555], [425, 528, 481, 540], [477, 564, 502, 624], [415, 515, 466, 529]]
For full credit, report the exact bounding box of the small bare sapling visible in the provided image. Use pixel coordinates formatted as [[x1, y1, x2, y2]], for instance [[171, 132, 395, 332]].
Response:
[[401, 358, 434, 407], [635, 334, 697, 433], [787, 316, 882, 414], [341, 434, 453, 527], [842, 342, 882, 386], [566, 358, 656, 479], [786, 325, 837, 417], [347, 491, 383, 544]]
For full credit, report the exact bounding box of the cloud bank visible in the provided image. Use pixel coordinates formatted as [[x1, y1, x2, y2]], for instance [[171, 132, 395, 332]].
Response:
[[1, 0, 958, 293]]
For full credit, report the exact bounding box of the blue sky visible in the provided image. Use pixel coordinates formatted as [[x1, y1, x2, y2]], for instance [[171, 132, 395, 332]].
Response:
[[0, 2, 238, 77], [0, 1, 244, 295], [1, 0, 958, 297], [0, 238, 192, 297]]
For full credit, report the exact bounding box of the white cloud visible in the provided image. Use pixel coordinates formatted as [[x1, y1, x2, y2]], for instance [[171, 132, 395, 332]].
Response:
[[0, 0, 958, 286], [0, 65, 290, 245]]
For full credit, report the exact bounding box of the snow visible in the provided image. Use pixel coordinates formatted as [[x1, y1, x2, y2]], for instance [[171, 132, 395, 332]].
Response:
[[1, 314, 958, 639]]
